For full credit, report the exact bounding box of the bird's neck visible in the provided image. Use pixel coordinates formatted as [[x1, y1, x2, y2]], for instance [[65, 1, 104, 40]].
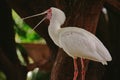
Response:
[[48, 20, 61, 46], [49, 20, 61, 32]]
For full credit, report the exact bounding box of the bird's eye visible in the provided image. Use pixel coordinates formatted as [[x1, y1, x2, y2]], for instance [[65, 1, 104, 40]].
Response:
[[47, 8, 52, 13]]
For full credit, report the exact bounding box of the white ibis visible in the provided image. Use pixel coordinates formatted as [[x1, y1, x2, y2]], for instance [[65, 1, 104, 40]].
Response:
[[22, 7, 112, 80]]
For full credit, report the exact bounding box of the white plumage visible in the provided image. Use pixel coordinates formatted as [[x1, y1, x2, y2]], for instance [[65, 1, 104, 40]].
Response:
[[47, 7, 112, 65]]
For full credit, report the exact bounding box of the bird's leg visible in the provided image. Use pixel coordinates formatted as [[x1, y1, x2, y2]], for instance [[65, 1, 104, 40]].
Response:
[[81, 58, 85, 80], [73, 58, 78, 80]]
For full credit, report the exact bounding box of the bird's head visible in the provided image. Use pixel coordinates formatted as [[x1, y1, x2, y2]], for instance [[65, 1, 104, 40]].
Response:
[[46, 7, 66, 25], [22, 7, 66, 29]]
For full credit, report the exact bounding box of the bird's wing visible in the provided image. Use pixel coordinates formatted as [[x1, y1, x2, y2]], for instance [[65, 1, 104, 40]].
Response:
[[95, 38, 112, 61], [59, 27, 112, 63]]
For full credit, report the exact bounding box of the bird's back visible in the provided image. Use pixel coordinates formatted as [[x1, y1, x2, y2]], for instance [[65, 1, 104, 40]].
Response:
[[59, 27, 112, 65]]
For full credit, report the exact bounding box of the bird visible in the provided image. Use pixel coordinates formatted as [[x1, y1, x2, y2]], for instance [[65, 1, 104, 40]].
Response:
[[22, 7, 112, 80]]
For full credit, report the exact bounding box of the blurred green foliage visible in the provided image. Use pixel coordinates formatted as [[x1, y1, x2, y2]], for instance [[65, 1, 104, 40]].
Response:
[[27, 69, 50, 80], [12, 10, 49, 80], [0, 71, 6, 80], [0, 10, 49, 80], [12, 10, 46, 43]]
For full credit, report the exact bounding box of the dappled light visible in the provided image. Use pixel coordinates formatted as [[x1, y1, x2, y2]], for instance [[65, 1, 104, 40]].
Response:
[[13, 10, 50, 80]]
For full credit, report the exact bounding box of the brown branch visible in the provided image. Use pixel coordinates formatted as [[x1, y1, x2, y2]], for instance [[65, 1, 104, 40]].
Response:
[[105, 0, 120, 13], [51, 49, 74, 80]]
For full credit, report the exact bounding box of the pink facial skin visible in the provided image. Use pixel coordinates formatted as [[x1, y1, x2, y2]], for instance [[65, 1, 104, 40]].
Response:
[[46, 8, 52, 20]]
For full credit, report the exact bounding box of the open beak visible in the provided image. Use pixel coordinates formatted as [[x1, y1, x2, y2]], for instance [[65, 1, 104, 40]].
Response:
[[22, 9, 49, 31], [22, 10, 48, 20]]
